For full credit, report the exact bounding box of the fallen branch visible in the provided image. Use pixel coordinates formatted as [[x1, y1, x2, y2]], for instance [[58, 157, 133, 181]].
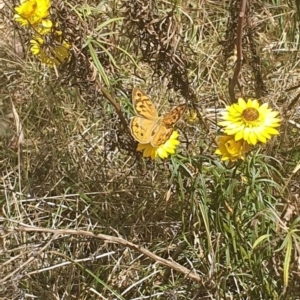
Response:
[[1, 224, 204, 284]]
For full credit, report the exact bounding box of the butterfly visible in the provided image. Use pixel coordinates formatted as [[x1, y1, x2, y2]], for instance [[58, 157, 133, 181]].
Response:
[[130, 88, 186, 147]]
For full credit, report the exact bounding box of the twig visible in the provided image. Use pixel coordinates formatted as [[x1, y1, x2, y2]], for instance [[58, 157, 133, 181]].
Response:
[[229, 0, 247, 103], [1, 224, 204, 284], [95, 80, 129, 131], [286, 91, 300, 112]]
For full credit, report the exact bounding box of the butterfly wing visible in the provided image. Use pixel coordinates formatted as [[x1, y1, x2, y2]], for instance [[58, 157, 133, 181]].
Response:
[[151, 124, 174, 147], [132, 88, 158, 119], [151, 104, 186, 147], [162, 104, 186, 127], [130, 116, 160, 144]]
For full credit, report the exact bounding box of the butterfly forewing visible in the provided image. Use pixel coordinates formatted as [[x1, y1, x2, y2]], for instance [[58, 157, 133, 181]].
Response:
[[132, 88, 158, 119], [162, 104, 186, 127]]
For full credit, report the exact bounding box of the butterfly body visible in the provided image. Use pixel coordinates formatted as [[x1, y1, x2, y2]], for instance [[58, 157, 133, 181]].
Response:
[[130, 88, 186, 147]]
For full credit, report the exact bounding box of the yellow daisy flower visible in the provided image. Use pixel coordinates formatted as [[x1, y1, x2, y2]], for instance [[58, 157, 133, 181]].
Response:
[[30, 36, 71, 67], [218, 98, 281, 145], [14, 0, 51, 26], [215, 135, 251, 162], [137, 131, 180, 160]]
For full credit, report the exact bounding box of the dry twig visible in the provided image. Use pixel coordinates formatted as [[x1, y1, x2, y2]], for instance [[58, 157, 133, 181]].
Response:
[[0, 224, 204, 284], [228, 0, 247, 103]]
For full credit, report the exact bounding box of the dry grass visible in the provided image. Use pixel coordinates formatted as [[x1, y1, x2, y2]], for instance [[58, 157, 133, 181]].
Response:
[[1, 0, 300, 299]]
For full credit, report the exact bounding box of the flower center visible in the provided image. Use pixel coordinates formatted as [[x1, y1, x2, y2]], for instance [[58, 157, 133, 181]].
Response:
[[242, 108, 259, 122]]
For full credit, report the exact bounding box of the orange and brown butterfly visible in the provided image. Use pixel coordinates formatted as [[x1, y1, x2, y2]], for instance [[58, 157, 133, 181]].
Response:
[[129, 87, 186, 147]]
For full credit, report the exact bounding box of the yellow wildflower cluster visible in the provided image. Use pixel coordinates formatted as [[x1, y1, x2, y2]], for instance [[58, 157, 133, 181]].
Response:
[[132, 95, 281, 161], [14, 0, 70, 67], [215, 98, 281, 162]]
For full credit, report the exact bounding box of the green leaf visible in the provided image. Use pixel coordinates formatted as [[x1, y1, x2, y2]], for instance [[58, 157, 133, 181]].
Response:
[[252, 234, 271, 249]]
